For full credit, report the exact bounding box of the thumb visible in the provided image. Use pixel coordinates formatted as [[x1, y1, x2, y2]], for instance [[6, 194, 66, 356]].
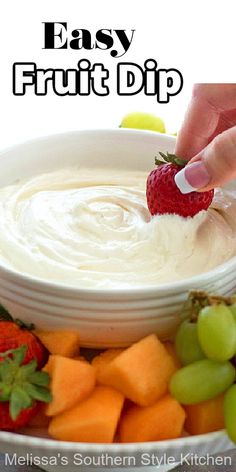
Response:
[[175, 126, 236, 193]]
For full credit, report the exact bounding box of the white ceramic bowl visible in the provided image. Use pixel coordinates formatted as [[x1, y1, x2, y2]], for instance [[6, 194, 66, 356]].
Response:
[[0, 129, 236, 348]]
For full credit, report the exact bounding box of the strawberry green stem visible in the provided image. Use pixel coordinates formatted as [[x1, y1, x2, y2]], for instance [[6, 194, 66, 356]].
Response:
[[155, 152, 188, 167], [0, 345, 52, 420], [181, 290, 235, 322]]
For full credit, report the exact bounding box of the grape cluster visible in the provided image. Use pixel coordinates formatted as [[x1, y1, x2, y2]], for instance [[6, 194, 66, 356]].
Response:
[[170, 292, 236, 443]]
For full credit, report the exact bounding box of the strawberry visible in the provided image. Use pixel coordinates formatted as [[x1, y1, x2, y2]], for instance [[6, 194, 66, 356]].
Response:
[[0, 306, 48, 369], [0, 401, 40, 431], [0, 345, 52, 431], [146, 152, 214, 218]]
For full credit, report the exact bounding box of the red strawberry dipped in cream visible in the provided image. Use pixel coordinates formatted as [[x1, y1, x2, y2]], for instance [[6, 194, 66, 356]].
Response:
[[146, 152, 214, 217]]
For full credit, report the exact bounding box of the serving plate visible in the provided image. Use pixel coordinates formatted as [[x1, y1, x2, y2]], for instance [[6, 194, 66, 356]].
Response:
[[0, 129, 235, 471], [0, 427, 234, 472]]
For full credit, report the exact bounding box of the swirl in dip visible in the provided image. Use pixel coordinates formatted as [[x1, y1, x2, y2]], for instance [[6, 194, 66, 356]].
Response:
[[0, 168, 235, 289]]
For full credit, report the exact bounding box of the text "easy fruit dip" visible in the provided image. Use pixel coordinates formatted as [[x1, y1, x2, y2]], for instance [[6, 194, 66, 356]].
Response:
[[0, 168, 235, 289]]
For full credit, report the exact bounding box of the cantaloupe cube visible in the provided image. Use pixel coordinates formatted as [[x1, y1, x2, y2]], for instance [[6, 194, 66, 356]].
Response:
[[100, 334, 176, 406], [164, 342, 182, 370], [184, 395, 225, 435], [45, 355, 96, 416], [34, 329, 80, 357], [48, 386, 124, 443], [92, 349, 124, 384], [119, 395, 186, 442]]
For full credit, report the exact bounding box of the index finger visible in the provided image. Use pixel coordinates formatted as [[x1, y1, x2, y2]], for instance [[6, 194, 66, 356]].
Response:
[[175, 84, 236, 159]]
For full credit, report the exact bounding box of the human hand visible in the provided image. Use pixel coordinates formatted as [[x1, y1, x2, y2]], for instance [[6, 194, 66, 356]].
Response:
[[174, 84, 236, 193]]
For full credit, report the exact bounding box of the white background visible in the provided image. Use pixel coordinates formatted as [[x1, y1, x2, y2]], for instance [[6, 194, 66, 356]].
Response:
[[0, 0, 235, 150]]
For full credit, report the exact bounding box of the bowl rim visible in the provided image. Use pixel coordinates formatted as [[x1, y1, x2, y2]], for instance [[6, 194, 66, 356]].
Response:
[[0, 253, 235, 297], [0, 127, 235, 296], [0, 127, 176, 158], [0, 428, 228, 452]]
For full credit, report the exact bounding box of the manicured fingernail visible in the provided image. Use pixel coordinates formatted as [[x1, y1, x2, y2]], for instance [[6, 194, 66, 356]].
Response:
[[174, 161, 210, 194]]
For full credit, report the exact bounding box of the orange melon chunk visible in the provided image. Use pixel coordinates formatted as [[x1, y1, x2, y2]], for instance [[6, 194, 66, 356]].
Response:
[[45, 355, 96, 416], [48, 386, 124, 443], [119, 395, 186, 442], [91, 348, 124, 384], [184, 395, 225, 435], [34, 329, 80, 357], [100, 334, 176, 406]]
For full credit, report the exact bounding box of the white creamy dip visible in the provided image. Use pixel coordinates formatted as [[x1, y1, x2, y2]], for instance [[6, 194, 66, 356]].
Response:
[[0, 168, 235, 289]]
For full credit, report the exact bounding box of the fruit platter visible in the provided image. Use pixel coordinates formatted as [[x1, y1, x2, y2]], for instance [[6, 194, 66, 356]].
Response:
[[0, 291, 236, 471]]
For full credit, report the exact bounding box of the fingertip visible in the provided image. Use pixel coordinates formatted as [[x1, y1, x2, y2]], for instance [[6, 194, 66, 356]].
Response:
[[174, 168, 196, 194], [175, 161, 211, 194]]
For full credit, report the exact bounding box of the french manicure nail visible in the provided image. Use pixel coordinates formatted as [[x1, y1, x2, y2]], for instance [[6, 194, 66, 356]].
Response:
[[174, 161, 211, 194]]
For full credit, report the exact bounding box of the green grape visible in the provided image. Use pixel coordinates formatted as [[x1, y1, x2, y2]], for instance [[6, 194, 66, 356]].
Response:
[[229, 303, 236, 322], [169, 359, 235, 405], [175, 320, 205, 365], [224, 384, 236, 444], [229, 303, 236, 355], [120, 112, 166, 133], [197, 304, 236, 361]]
